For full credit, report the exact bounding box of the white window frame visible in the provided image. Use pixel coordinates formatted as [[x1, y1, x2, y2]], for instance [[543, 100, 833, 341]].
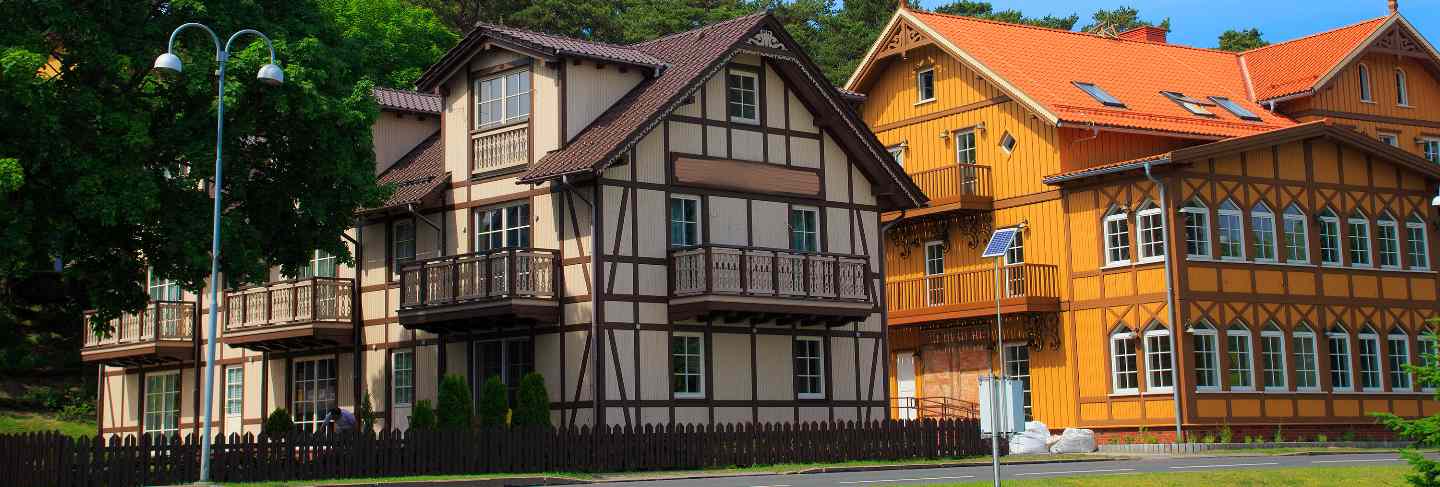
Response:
[[143, 371, 181, 439], [888, 145, 905, 169], [295, 249, 337, 279], [1143, 325, 1174, 393], [1104, 208, 1131, 266], [1423, 138, 1440, 164], [1137, 203, 1165, 263], [999, 131, 1017, 154], [1217, 200, 1246, 261], [1388, 328, 1412, 391], [794, 336, 825, 399], [1182, 199, 1211, 259], [1408, 214, 1430, 269], [1250, 202, 1277, 262], [916, 67, 936, 103], [392, 350, 415, 407], [292, 357, 338, 431], [1378, 214, 1402, 268], [1319, 210, 1342, 266], [1003, 343, 1032, 420], [671, 332, 706, 399], [1110, 326, 1139, 394], [1226, 323, 1256, 391], [726, 69, 760, 124], [1358, 326, 1384, 391], [393, 219, 416, 278], [1283, 204, 1309, 263], [1359, 63, 1373, 102], [1379, 132, 1400, 147], [1259, 323, 1287, 390], [954, 129, 977, 165], [475, 202, 532, 251], [225, 365, 244, 418], [1328, 326, 1354, 391], [1348, 212, 1373, 267], [669, 195, 702, 248], [789, 206, 820, 252], [148, 269, 183, 301], [475, 68, 531, 129], [1191, 321, 1221, 391], [1293, 324, 1321, 392], [1396, 68, 1410, 107], [924, 241, 946, 306]]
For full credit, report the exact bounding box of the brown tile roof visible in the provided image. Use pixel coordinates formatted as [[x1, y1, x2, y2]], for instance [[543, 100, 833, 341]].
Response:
[[416, 23, 665, 91], [366, 132, 448, 213], [372, 87, 441, 114]]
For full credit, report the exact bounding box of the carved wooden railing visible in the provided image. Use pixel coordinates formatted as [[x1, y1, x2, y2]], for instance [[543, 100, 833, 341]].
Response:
[[472, 125, 528, 174], [906, 163, 991, 204], [83, 301, 195, 349], [894, 396, 980, 419], [398, 248, 559, 308], [670, 245, 871, 302], [886, 263, 1059, 313], [224, 277, 353, 332]]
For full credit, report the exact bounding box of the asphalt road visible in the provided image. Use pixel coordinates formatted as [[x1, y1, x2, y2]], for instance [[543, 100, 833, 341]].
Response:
[[583, 452, 1407, 487]]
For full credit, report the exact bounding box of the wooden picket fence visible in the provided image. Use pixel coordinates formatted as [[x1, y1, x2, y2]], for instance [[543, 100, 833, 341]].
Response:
[[2, 418, 991, 486]]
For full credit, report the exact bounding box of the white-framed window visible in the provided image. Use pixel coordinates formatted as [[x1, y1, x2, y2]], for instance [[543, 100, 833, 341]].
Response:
[[1260, 322, 1286, 390], [295, 249, 337, 279], [1283, 204, 1309, 263], [475, 69, 531, 129], [475, 202, 531, 251], [1293, 322, 1321, 391], [999, 131, 1017, 154], [1005, 231, 1025, 266], [954, 129, 976, 164], [1104, 207, 1131, 265], [148, 269, 183, 301], [1319, 209, 1342, 265], [924, 241, 945, 306], [1143, 324, 1173, 393], [393, 219, 416, 278], [916, 67, 935, 103], [473, 338, 534, 404], [1396, 68, 1410, 106], [1110, 325, 1139, 394], [789, 206, 819, 252], [1378, 213, 1401, 268], [1250, 202, 1277, 262], [1388, 327, 1412, 390], [888, 145, 905, 169], [1137, 202, 1165, 263], [225, 365, 244, 418], [1217, 199, 1245, 260], [293, 358, 338, 431], [669, 196, 701, 247], [1191, 321, 1220, 390], [1379, 132, 1400, 147], [1348, 210, 1373, 266], [144, 371, 181, 440], [1181, 199, 1211, 259], [1003, 344, 1032, 420], [671, 332, 705, 398], [1423, 139, 1440, 163], [392, 350, 415, 407], [1226, 322, 1255, 390], [1328, 325, 1354, 390], [1358, 325, 1383, 391], [1420, 331, 1437, 391], [794, 337, 825, 399], [1408, 214, 1430, 269], [726, 69, 759, 124], [1359, 63, 1373, 102]]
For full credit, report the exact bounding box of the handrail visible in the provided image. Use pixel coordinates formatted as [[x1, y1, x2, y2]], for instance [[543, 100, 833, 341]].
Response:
[[895, 396, 980, 419], [398, 248, 559, 308], [471, 125, 528, 174], [886, 263, 1059, 313], [83, 301, 195, 349], [669, 244, 871, 302], [223, 277, 353, 332], [905, 163, 990, 203]]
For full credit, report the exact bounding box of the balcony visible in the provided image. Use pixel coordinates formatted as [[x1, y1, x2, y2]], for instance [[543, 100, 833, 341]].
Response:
[[889, 164, 992, 220], [886, 263, 1060, 326], [81, 301, 195, 367], [669, 245, 875, 325], [472, 125, 528, 177], [222, 277, 354, 352], [397, 248, 559, 333]]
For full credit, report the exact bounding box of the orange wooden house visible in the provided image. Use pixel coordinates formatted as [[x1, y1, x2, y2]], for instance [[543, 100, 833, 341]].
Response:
[[850, 2, 1440, 440]]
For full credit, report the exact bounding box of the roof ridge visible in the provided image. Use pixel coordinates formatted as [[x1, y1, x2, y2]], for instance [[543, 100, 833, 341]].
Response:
[[1240, 15, 1389, 55], [473, 21, 645, 52], [632, 11, 769, 48], [909, 9, 1236, 57], [373, 86, 435, 96]]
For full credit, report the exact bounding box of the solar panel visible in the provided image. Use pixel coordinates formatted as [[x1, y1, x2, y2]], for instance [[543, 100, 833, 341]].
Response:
[[981, 227, 1018, 258]]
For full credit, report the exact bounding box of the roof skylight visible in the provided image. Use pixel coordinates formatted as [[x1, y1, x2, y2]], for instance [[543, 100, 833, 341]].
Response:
[[1073, 82, 1126, 108], [1209, 96, 1263, 121], [1161, 91, 1215, 117]]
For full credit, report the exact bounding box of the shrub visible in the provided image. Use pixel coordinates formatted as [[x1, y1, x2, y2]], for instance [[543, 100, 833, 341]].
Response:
[[1243, 435, 1253, 444], [512, 372, 551, 428], [58, 402, 95, 422], [263, 408, 294, 437], [1201, 434, 1215, 444], [1341, 430, 1356, 442], [478, 375, 509, 427], [1315, 433, 1328, 443], [409, 400, 437, 430], [437, 374, 473, 429], [357, 391, 377, 433], [1273, 426, 1285, 443], [1219, 424, 1234, 443]]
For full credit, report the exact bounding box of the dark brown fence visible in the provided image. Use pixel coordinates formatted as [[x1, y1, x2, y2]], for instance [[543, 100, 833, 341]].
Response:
[[3, 419, 989, 486]]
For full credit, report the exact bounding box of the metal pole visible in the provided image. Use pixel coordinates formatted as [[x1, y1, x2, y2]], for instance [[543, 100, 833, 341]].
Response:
[[991, 255, 1003, 487], [197, 50, 227, 482]]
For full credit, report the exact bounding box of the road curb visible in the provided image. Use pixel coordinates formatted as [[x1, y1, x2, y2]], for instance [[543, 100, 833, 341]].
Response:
[[794, 456, 1123, 474]]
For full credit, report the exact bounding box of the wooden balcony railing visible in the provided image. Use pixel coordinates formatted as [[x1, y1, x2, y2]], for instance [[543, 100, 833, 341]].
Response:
[[671, 245, 871, 302], [906, 163, 991, 207], [224, 277, 353, 333], [399, 248, 559, 309], [894, 396, 980, 419], [83, 301, 195, 349], [886, 263, 1059, 314], [472, 125, 528, 175]]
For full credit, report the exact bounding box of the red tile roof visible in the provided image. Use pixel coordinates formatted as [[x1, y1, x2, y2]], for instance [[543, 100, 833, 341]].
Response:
[[366, 132, 447, 213], [372, 87, 441, 114], [1240, 17, 1389, 102]]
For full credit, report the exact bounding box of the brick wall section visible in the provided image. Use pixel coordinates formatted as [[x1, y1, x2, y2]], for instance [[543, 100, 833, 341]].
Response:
[[919, 345, 990, 404]]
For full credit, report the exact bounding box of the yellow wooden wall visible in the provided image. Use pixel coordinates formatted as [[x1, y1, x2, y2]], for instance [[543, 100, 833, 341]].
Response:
[[1284, 52, 1440, 162], [1058, 128, 1198, 173]]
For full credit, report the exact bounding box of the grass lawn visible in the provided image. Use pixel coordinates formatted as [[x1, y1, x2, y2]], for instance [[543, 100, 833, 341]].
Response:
[[221, 472, 595, 487], [0, 410, 95, 438], [934, 465, 1410, 486]]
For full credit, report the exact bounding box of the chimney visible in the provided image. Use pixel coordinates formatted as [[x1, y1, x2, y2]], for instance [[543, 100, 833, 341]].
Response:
[[1390, 0, 1399, 14], [1117, 26, 1168, 44]]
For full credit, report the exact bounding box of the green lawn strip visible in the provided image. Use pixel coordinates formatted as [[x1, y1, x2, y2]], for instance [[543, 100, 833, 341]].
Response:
[[0, 410, 95, 438], [928, 465, 1410, 487], [221, 472, 595, 487]]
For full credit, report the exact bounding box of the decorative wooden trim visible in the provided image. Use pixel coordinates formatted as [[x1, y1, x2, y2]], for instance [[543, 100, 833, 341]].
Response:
[[869, 95, 1011, 133]]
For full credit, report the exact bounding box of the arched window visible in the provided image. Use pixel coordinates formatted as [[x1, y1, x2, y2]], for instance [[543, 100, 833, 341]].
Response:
[[1111, 324, 1139, 394], [1318, 208, 1342, 265], [1260, 321, 1287, 389], [1358, 325, 1383, 391], [1328, 324, 1354, 390], [1144, 323, 1173, 392], [1348, 210, 1373, 266], [1388, 326, 1412, 390], [1407, 214, 1430, 269], [1397, 68, 1410, 106], [1293, 322, 1320, 390], [1378, 213, 1401, 268], [1251, 202, 1277, 261], [1137, 201, 1165, 262], [1104, 206, 1131, 265], [1283, 204, 1309, 263], [1190, 320, 1220, 390], [1359, 63, 1373, 102], [1226, 322, 1255, 390], [1217, 200, 1245, 260], [1181, 198, 1211, 258]]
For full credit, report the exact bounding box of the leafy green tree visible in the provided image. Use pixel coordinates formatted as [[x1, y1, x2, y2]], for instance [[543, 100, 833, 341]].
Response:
[[1081, 6, 1170, 34], [512, 372, 552, 428], [263, 408, 294, 437], [932, 1, 1079, 30], [409, 399, 437, 430], [1376, 329, 1440, 486], [323, 0, 458, 87], [436, 373, 474, 429], [478, 375, 509, 427], [1218, 28, 1269, 52]]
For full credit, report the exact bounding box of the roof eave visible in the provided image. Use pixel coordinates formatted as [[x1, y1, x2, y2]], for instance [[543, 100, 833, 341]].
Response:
[[1042, 157, 1173, 185]]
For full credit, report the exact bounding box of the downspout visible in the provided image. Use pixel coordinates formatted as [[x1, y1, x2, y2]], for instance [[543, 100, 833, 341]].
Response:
[[878, 208, 905, 420], [341, 226, 363, 413], [1143, 160, 1184, 441], [405, 203, 446, 380]]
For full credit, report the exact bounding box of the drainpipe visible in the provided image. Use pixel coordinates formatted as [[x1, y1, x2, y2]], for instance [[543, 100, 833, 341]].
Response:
[[341, 226, 363, 413], [1143, 160, 1184, 441], [878, 209, 905, 420]]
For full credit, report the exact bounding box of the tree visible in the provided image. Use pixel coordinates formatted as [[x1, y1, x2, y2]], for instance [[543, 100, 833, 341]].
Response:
[[436, 373, 473, 429], [512, 372, 552, 428], [409, 399, 437, 430], [478, 375, 509, 427], [263, 408, 294, 437], [1081, 6, 1170, 34], [1218, 28, 1269, 52], [357, 390, 378, 433], [1376, 329, 1440, 486], [932, 1, 1079, 30]]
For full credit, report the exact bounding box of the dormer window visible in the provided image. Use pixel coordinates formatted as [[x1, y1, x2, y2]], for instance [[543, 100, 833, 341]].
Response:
[[727, 69, 759, 124], [476, 69, 531, 129], [1161, 91, 1214, 117], [1074, 82, 1125, 108], [1209, 96, 1262, 121]]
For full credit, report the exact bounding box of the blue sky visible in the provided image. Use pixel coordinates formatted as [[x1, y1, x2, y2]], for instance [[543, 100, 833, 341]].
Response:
[[911, 0, 1438, 49]]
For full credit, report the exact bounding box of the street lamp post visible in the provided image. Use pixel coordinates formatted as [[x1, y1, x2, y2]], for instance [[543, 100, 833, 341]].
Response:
[[153, 22, 284, 484]]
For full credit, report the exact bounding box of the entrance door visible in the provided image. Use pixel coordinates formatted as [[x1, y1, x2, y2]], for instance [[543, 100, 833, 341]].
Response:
[[896, 353, 917, 420]]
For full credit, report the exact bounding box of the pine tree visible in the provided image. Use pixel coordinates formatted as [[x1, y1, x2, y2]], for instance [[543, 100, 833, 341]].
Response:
[[512, 372, 552, 428], [478, 375, 510, 428], [409, 400, 437, 430], [436, 373, 474, 429]]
